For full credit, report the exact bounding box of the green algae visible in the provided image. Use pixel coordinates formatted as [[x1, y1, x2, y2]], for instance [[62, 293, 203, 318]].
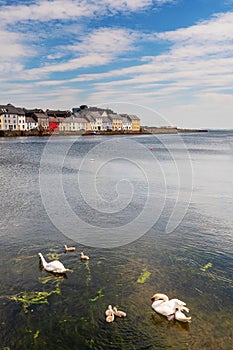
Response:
[[33, 330, 40, 341], [9, 290, 54, 312], [39, 275, 56, 285], [12, 255, 35, 264], [200, 262, 213, 272], [7, 277, 62, 313], [46, 252, 60, 261], [89, 289, 104, 302], [137, 268, 151, 284], [85, 338, 95, 349], [84, 261, 91, 286]]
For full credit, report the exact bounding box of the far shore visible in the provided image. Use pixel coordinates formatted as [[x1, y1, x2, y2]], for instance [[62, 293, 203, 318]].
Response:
[[0, 127, 208, 138]]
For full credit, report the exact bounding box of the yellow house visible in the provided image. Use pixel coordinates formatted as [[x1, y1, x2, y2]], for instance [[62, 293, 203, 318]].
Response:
[[109, 114, 123, 131], [128, 115, 140, 131]]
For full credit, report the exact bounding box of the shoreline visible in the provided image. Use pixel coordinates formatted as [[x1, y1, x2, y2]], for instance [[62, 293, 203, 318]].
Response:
[[0, 128, 208, 138]]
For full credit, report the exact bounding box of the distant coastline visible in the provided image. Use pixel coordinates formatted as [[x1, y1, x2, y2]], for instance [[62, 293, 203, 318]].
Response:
[[0, 127, 208, 138]]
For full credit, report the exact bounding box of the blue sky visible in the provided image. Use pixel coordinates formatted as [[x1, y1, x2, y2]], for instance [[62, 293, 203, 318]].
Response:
[[1, 0, 233, 128]]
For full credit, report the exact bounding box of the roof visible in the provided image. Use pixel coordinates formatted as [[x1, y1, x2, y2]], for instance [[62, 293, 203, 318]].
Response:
[[102, 117, 112, 123], [26, 116, 37, 123], [24, 108, 44, 113], [108, 114, 122, 120], [0, 104, 23, 115], [60, 116, 88, 123], [121, 116, 131, 123], [82, 114, 96, 123], [48, 117, 64, 123], [127, 114, 140, 121], [34, 113, 48, 118], [89, 111, 102, 119], [75, 117, 88, 123], [15, 107, 25, 115], [46, 110, 71, 117]]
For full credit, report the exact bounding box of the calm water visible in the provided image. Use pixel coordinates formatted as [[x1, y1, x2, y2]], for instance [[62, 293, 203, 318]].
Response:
[[0, 131, 232, 350]]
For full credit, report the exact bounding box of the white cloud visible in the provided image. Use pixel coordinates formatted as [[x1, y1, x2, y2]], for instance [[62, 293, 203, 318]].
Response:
[[0, 28, 35, 76], [68, 27, 135, 55], [157, 11, 233, 43], [0, 0, 175, 24], [0, 0, 176, 78], [20, 27, 137, 78], [67, 11, 233, 94], [0, 1, 96, 24]]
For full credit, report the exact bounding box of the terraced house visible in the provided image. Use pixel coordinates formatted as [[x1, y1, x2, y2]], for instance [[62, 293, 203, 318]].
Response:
[[0, 104, 22, 130], [0, 104, 141, 133]]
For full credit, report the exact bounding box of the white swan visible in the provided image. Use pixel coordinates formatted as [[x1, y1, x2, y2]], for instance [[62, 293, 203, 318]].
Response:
[[64, 244, 76, 252], [80, 252, 89, 260], [175, 306, 191, 323], [113, 307, 127, 318], [105, 305, 114, 317], [106, 312, 114, 323], [38, 252, 68, 274], [105, 305, 114, 323], [151, 293, 191, 323]]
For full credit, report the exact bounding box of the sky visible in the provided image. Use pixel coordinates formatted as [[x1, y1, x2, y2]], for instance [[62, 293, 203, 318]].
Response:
[[1, 0, 233, 128]]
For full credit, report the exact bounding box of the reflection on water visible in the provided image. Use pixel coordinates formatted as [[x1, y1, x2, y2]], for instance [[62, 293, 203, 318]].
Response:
[[0, 131, 232, 349]]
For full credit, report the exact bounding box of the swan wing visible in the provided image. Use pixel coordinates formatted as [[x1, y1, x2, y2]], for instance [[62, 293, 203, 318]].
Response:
[[45, 260, 66, 273], [175, 310, 191, 323], [153, 302, 176, 316]]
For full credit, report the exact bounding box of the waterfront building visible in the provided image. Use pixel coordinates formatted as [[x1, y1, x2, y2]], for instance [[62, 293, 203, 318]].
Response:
[[25, 116, 38, 130], [59, 116, 88, 131], [0, 103, 140, 132], [82, 114, 96, 131], [127, 115, 140, 131], [16, 107, 27, 130], [89, 111, 103, 131], [0, 104, 22, 130], [121, 116, 132, 130], [108, 114, 123, 131], [101, 116, 113, 131]]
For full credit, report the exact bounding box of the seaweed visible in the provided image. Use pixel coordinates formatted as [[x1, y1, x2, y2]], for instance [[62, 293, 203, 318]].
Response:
[[7, 278, 61, 313], [200, 262, 213, 272], [46, 252, 60, 261], [9, 290, 54, 312], [85, 338, 95, 349], [137, 268, 151, 284], [89, 289, 104, 302], [33, 330, 40, 341], [84, 261, 91, 286]]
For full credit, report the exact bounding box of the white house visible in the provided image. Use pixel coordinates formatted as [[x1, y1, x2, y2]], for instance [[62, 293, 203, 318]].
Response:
[[25, 116, 38, 130], [0, 104, 21, 130], [122, 116, 132, 130]]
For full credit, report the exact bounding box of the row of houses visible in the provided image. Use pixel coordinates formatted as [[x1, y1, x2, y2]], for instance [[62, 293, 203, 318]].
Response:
[[0, 104, 140, 132]]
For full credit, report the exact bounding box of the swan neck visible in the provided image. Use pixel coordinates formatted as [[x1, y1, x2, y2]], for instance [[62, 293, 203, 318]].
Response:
[[156, 294, 169, 302], [39, 253, 47, 267]]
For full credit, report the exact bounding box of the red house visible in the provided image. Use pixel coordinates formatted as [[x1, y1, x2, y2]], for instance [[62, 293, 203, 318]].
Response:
[[48, 120, 60, 131]]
